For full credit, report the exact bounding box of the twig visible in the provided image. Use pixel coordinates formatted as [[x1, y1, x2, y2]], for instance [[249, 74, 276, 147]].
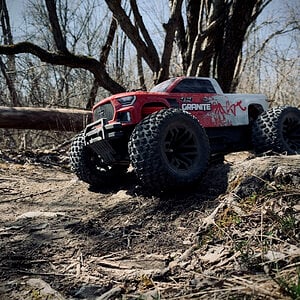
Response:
[[16, 269, 74, 277], [53, 139, 73, 151], [151, 244, 199, 280], [95, 259, 132, 270], [196, 193, 236, 233], [0, 189, 52, 203], [225, 276, 281, 298], [280, 261, 300, 271], [172, 286, 247, 299], [0, 177, 19, 182]]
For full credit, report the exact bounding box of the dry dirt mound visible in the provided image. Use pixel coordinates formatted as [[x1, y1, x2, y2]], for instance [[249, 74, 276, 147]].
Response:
[[0, 151, 299, 299]]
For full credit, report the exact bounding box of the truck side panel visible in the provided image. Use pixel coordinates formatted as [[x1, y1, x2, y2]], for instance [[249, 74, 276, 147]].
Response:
[[181, 93, 268, 127]]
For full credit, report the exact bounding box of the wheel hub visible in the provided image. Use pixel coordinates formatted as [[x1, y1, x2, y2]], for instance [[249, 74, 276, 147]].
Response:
[[164, 126, 198, 171]]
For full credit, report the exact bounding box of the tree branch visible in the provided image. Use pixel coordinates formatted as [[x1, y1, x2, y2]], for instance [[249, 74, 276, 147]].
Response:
[[45, 0, 68, 53], [86, 16, 119, 110], [187, 1, 225, 76], [0, 0, 19, 106], [157, 0, 184, 82], [251, 0, 272, 22], [0, 57, 20, 106], [104, 0, 160, 74], [100, 17, 118, 65], [129, 0, 158, 63], [182, 0, 201, 72], [0, 42, 125, 94]]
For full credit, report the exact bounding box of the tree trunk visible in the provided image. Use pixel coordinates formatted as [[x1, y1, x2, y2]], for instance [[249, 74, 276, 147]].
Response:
[[0, 106, 92, 132], [0, 0, 20, 106]]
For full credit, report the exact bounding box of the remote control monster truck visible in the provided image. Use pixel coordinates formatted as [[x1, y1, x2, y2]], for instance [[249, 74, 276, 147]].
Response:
[[70, 76, 300, 190]]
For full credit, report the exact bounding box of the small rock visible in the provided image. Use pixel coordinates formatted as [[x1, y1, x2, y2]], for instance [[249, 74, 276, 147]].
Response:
[[27, 278, 65, 300], [74, 285, 107, 299], [16, 211, 65, 219]]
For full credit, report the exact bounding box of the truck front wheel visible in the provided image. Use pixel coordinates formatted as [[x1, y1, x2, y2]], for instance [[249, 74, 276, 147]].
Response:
[[252, 106, 300, 155], [70, 132, 127, 186], [128, 109, 210, 191]]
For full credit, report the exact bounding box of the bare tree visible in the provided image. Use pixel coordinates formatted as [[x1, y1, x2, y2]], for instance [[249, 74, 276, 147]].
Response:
[[0, 0, 20, 106], [0, 0, 273, 101], [238, 2, 299, 107], [0, 0, 125, 97], [14, 0, 121, 109], [175, 0, 272, 92], [103, 0, 272, 91], [105, 0, 183, 83]]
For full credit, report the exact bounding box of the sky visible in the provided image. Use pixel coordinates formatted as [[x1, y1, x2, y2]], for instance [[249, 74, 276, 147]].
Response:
[[6, 0, 27, 39], [5, 0, 300, 59], [6, 0, 299, 37]]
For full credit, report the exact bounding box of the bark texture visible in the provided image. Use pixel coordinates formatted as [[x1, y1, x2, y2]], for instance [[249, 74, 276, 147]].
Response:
[[228, 154, 300, 197], [0, 106, 91, 132]]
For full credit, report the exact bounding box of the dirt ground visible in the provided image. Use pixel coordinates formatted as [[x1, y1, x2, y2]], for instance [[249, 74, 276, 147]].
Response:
[[0, 150, 299, 299]]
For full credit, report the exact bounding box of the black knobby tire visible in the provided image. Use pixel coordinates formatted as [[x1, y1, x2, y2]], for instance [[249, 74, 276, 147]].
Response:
[[128, 109, 210, 190], [70, 132, 127, 186], [252, 106, 300, 155]]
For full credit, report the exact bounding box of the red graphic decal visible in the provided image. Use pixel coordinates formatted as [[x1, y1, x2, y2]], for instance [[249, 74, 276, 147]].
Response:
[[212, 100, 246, 116], [198, 100, 247, 127]]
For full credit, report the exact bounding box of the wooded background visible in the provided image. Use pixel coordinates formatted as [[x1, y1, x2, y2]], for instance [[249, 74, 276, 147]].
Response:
[[0, 0, 299, 149]]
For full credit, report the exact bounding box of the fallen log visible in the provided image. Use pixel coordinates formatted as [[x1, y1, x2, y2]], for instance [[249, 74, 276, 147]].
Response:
[[0, 106, 92, 132]]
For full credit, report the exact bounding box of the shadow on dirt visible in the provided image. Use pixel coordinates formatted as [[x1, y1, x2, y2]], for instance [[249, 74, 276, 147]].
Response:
[[65, 161, 232, 254], [87, 171, 137, 194], [88, 160, 231, 204]]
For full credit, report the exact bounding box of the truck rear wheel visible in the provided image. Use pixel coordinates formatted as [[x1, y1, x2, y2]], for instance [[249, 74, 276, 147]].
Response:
[[70, 132, 127, 186], [128, 109, 210, 191], [252, 106, 300, 155]]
